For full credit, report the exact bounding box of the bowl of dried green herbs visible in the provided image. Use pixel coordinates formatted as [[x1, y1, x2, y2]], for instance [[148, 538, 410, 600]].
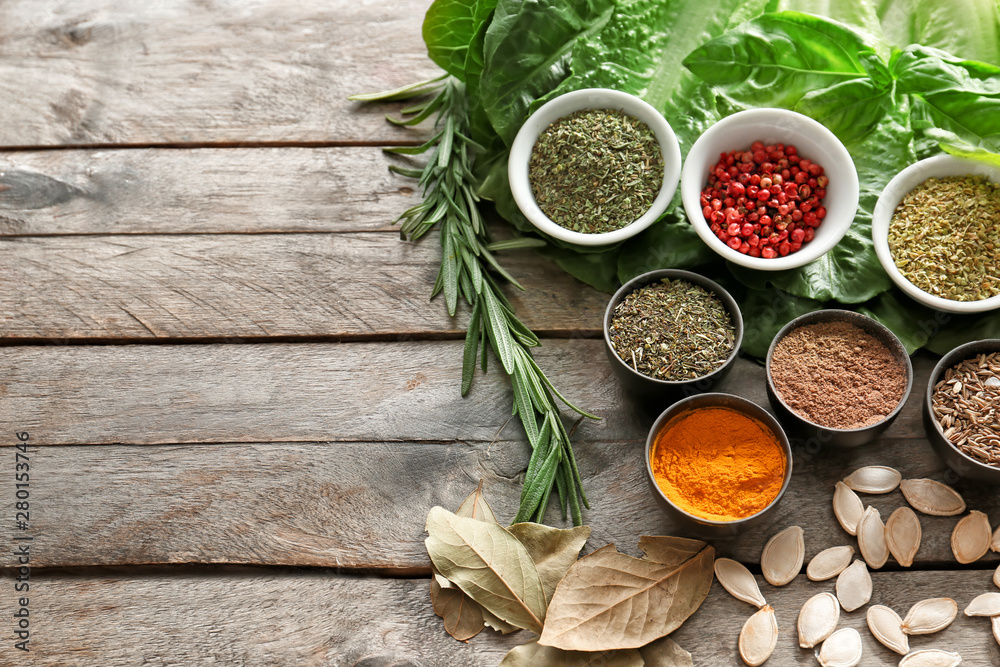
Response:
[[603, 269, 743, 405], [873, 154, 1000, 313], [508, 88, 681, 246]]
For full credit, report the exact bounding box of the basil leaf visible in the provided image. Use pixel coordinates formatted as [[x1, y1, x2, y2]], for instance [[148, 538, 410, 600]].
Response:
[[479, 0, 615, 145], [423, 0, 499, 81], [617, 220, 718, 284], [911, 91, 1000, 150], [794, 78, 893, 142], [893, 45, 1000, 96], [739, 287, 822, 358], [769, 0, 887, 49], [682, 12, 872, 108], [926, 128, 1000, 167], [876, 0, 1000, 66]]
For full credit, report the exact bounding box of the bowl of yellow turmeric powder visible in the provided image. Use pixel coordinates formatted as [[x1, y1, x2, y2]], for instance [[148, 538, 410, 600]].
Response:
[[645, 393, 792, 538]]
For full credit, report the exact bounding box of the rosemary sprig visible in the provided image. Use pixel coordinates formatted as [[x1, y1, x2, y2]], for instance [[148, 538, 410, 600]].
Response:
[[351, 76, 598, 525]]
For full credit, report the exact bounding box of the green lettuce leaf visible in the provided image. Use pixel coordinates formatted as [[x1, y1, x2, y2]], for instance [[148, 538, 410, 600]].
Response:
[[928, 311, 1000, 356], [616, 220, 718, 284], [858, 290, 950, 354], [739, 288, 822, 358], [875, 0, 1000, 66], [424, 0, 499, 80]]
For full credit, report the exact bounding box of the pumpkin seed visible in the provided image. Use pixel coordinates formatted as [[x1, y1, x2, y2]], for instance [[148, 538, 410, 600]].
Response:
[[951, 510, 992, 564], [994, 563, 1000, 589], [992, 524, 1000, 552], [857, 506, 889, 569], [885, 507, 922, 567], [760, 526, 804, 587], [833, 482, 864, 536], [899, 479, 966, 516], [901, 598, 958, 635], [817, 627, 862, 667], [866, 605, 908, 655], [739, 605, 777, 667], [835, 560, 872, 612], [993, 616, 1000, 647], [715, 558, 766, 609], [843, 466, 901, 494], [965, 591, 1000, 616], [897, 649, 962, 667], [807, 545, 855, 581], [798, 592, 840, 649]]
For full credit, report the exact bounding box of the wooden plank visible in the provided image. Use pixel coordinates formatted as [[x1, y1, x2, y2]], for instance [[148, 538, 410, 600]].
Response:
[[0, 0, 436, 147], [4, 346, 995, 569], [0, 342, 934, 447], [1, 234, 607, 340], [0, 148, 419, 235], [2, 434, 996, 570], [1, 567, 996, 665]]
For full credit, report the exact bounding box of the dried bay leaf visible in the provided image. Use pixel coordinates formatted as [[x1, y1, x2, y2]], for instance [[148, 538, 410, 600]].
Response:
[[843, 466, 901, 494], [835, 560, 872, 612], [807, 545, 854, 581], [425, 506, 547, 633], [507, 523, 591, 604], [817, 627, 862, 667], [951, 510, 992, 564], [900, 479, 966, 516], [833, 482, 864, 536], [857, 506, 889, 569], [898, 649, 962, 667], [866, 605, 908, 655], [761, 525, 804, 586], [715, 558, 766, 608], [538, 542, 715, 651], [430, 575, 485, 642], [739, 605, 777, 667], [639, 535, 707, 568], [498, 639, 643, 666], [885, 507, 921, 567], [901, 598, 958, 635], [482, 606, 519, 635], [798, 592, 839, 649], [639, 636, 694, 667], [456, 479, 499, 523]]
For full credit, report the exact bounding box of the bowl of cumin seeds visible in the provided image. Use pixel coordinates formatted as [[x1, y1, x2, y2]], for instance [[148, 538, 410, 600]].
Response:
[[925, 339, 1000, 482]]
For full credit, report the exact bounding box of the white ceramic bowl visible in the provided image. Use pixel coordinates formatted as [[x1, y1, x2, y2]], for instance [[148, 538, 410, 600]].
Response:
[[681, 108, 859, 270], [508, 88, 681, 247], [873, 154, 1000, 314]]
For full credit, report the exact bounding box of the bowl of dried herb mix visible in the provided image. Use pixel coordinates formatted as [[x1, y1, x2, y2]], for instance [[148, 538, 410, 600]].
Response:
[[924, 339, 1000, 482], [645, 393, 792, 538], [508, 88, 682, 246], [680, 108, 859, 270], [765, 310, 913, 448], [873, 154, 1000, 313], [603, 269, 743, 404]]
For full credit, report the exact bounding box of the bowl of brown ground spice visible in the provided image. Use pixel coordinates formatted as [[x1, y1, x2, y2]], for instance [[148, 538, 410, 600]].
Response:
[[924, 339, 1000, 483], [645, 393, 792, 538], [766, 310, 913, 448]]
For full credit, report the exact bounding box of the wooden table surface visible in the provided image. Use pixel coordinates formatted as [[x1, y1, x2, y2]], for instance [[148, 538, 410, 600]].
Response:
[[2, 1, 999, 665]]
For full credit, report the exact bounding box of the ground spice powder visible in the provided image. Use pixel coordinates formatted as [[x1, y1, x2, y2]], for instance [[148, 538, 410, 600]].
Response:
[[651, 407, 786, 521], [770, 321, 906, 429]]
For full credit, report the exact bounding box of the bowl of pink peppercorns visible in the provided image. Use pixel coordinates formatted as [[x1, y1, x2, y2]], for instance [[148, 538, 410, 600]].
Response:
[[681, 108, 859, 270]]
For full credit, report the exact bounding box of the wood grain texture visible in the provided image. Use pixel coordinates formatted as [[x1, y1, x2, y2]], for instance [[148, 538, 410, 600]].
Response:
[[1, 233, 606, 339], [0, 148, 418, 235], [0, 567, 996, 666], [4, 346, 996, 569], [0, 0, 437, 147]]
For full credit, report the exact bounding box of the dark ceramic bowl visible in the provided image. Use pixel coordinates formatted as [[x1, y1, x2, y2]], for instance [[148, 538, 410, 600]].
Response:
[[645, 393, 792, 539], [603, 269, 743, 407], [765, 310, 913, 448], [923, 339, 1000, 483]]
